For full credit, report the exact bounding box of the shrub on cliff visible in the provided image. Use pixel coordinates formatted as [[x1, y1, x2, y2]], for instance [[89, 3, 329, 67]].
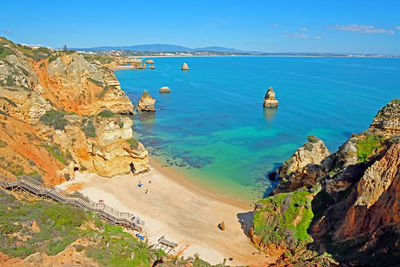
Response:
[[356, 134, 384, 163], [40, 109, 67, 130], [98, 109, 115, 118], [126, 138, 139, 150], [81, 118, 97, 138]]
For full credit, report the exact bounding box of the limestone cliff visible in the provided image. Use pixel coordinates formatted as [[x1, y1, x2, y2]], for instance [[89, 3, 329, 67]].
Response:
[[252, 99, 400, 266], [0, 37, 148, 184], [272, 136, 330, 194]]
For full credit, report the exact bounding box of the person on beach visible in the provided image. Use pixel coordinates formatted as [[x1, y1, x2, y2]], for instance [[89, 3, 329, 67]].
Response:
[[145, 189, 148, 194]]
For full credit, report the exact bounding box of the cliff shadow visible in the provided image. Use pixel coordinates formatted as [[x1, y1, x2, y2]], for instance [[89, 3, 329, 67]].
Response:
[[261, 162, 282, 198], [237, 211, 254, 237]]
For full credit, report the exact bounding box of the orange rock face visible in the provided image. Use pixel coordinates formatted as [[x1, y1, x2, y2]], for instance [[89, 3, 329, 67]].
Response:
[[0, 37, 148, 185]]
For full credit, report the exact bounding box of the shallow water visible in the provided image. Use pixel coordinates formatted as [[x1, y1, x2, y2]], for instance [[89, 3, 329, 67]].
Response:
[[115, 56, 400, 202]]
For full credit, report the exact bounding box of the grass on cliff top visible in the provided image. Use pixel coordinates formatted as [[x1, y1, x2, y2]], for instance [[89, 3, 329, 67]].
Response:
[[83, 54, 114, 64], [356, 134, 384, 163], [253, 189, 314, 248]]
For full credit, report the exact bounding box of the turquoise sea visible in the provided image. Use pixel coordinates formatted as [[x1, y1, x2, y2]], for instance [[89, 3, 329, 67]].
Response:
[[115, 57, 400, 202]]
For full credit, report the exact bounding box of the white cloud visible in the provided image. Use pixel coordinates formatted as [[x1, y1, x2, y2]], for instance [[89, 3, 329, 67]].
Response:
[[396, 26, 400, 30], [283, 33, 309, 39], [272, 24, 279, 28], [300, 27, 308, 31], [312, 36, 321, 40], [331, 24, 394, 35]]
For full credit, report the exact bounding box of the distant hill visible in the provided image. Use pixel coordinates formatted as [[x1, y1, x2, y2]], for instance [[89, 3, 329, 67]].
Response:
[[76, 44, 251, 53], [194, 46, 245, 53]]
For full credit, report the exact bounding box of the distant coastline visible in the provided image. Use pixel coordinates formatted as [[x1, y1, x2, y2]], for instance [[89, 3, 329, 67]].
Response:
[[126, 54, 400, 58]]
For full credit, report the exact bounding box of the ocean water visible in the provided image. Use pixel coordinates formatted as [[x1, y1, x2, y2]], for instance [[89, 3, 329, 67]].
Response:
[[115, 57, 400, 202]]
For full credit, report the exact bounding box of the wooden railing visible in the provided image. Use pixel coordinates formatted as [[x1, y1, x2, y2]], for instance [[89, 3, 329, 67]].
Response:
[[0, 175, 144, 232]]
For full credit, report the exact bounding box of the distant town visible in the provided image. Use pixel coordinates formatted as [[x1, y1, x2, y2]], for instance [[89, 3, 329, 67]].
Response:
[[22, 44, 400, 58]]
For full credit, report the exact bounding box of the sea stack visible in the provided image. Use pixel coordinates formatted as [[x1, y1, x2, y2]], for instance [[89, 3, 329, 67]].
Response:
[[263, 87, 279, 108], [181, 63, 189, 70], [137, 90, 156, 112], [149, 65, 155, 69], [159, 86, 171, 93], [145, 59, 154, 64]]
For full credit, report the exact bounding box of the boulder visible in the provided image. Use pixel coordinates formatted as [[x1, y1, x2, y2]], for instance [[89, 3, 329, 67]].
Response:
[[263, 87, 279, 108], [145, 59, 154, 64], [149, 65, 155, 69], [159, 86, 171, 93], [137, 90, 156, 112], [181, 63, 189, 70]]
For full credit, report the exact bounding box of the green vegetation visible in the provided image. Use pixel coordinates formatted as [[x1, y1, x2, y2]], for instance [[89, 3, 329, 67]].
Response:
[[97, 86, 110, 98], [356, 134, 384, 163], [0, 187, 217, 266], [253, 189, 315, 249], [48, 54, 58, 63], [82, 119, 97, 138], [5, 75, 15, 86], [87, 77, 103, 87], [0, 43, 14, 59], [98, 109, 115, 118], [0, 190, 86, 258], [39, 109, 68, 130], [7, 164, 25, 176], [307, 135, 319, 143], [0, 139, 7, 147], [83, 54, 114, 64], [126, 138, 139, 150], [43, 144, 72, 165]]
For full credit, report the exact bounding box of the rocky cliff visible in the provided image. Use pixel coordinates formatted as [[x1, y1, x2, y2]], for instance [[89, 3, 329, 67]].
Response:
[[252, 99, 400, 266], [0, 37, 148, 185]]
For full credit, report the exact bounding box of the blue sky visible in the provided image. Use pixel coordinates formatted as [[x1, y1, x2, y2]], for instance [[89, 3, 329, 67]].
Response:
[[1, 0, 400, 54]]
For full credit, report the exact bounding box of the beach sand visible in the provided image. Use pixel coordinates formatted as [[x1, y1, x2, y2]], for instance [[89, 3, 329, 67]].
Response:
[[58, 159, 274, 266]]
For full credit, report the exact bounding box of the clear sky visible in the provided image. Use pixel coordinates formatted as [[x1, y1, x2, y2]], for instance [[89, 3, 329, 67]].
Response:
[[1, 0, 400, 54]]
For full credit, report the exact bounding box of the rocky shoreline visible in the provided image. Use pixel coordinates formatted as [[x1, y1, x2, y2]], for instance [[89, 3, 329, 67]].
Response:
[[250, 98, 400, 266]]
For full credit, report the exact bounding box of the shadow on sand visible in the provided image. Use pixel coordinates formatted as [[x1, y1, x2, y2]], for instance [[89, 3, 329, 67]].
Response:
[[237, 211, 254, 238]]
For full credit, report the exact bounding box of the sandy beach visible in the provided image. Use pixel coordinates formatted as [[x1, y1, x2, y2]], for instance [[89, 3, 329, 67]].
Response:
[[110, 65, 136, 70], [57, 159, 273, 266]]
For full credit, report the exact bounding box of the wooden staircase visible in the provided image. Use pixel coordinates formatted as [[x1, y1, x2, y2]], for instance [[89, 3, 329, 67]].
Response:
[[0, 175, 144, 232]]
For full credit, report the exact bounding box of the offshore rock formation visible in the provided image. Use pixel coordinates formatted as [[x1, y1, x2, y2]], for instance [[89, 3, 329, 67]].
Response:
[[252, 98, 400, 266], [181, 63, 189, 70], [0, 37, 148, 184], [159, 86, 171, 93], [145, 59, 154, 64], [137, 90, 156, 112], [263, 87, 279, 108], [149, 65, 155, 69]]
